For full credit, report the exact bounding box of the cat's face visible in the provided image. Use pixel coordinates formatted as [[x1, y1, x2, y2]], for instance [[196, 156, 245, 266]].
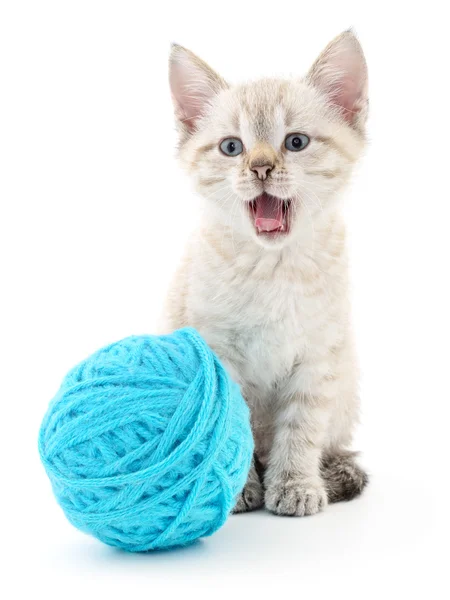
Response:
[[170, 32, 368, 249]]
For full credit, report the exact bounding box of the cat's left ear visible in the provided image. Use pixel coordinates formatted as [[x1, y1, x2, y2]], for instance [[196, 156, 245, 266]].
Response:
[[169, 45, 228, 136], [307, 30, 368, 129]]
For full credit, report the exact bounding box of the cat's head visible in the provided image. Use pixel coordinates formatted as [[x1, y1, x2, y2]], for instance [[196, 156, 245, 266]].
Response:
[[169, 31, 368, 249]]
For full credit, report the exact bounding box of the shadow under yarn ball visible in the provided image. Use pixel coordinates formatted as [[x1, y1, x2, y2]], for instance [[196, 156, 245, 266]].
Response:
[[39, 328, 253, 552]]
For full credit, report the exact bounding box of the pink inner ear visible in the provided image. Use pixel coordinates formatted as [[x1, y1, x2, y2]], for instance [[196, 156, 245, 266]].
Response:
[[169, 64, 201, 131], [310, 34, 367, 126], [329, 75, 362, 122], [169, 52, 224, 132]]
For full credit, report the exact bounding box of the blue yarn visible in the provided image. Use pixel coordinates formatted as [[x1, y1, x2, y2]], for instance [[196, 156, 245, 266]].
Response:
[[39, 328, 253, 552]]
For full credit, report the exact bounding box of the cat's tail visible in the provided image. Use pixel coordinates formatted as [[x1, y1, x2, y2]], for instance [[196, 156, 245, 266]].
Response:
[[321, 450, 369, 503]]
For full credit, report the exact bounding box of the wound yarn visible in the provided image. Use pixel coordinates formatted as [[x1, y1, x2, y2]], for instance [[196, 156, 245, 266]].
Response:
[[38, 328, 253, 551]]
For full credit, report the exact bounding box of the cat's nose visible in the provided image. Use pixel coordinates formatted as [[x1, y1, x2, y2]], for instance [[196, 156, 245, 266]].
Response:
[[251, 164, 273, 181], [248, 142, 277, 180]]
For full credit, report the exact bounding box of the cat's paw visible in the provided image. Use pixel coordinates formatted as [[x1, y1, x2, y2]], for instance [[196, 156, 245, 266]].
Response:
[[321, 451, 369, 503], [233, 478, 264, 513], [265, 477, 328, 517]]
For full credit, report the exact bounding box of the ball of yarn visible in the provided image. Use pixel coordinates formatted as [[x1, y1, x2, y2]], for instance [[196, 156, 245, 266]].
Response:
[[39, 328, 253, 552]]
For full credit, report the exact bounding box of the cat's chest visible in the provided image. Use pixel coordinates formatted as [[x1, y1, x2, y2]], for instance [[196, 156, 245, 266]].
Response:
[[189, 256, 334, 390]]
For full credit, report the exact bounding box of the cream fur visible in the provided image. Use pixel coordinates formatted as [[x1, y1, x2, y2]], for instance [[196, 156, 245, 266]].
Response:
[[163, 31, 369, 515]]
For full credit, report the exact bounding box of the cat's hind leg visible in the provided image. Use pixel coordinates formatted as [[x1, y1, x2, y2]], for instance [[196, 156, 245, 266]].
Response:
[[321, 450, 368, 503], [233, 456, 265, 513]]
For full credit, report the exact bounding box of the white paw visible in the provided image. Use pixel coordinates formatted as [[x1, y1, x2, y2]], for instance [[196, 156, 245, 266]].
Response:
[[265, 477, 328, 516]]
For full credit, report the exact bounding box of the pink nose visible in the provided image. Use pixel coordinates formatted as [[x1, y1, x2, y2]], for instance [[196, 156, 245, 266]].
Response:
[[251, 164, 273, 181]]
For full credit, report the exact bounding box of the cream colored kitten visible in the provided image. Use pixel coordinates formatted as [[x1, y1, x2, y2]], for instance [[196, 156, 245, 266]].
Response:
[[162, 31, 368, 516]]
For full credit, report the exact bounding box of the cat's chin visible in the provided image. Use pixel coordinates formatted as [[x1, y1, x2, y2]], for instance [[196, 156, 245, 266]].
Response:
[[250, 230, 294, 250]]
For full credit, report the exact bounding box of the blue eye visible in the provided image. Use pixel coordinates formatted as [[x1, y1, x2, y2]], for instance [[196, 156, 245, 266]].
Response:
[[285, 133, 310, 152], [220, 138, 243, 156]]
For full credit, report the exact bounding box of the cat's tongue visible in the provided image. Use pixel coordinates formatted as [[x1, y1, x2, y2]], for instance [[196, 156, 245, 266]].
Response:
[[254, 194, 284, 232]]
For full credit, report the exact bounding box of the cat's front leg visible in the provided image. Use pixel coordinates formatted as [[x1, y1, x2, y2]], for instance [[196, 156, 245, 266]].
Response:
[[265, 393, 329, 517]]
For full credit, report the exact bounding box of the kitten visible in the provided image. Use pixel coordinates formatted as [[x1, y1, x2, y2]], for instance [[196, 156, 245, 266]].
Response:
[[162, 31, 368, 516]]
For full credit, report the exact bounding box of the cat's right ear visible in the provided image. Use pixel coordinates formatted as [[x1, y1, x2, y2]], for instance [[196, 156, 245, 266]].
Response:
[[169, 45, 227, 137]]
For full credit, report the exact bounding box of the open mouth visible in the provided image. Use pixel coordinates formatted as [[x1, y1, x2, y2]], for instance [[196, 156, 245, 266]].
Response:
[[248, 193, 292, 237]]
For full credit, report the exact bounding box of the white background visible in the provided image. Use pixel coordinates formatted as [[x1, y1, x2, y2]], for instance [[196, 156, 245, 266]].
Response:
[[1, 1, 449, 598]]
